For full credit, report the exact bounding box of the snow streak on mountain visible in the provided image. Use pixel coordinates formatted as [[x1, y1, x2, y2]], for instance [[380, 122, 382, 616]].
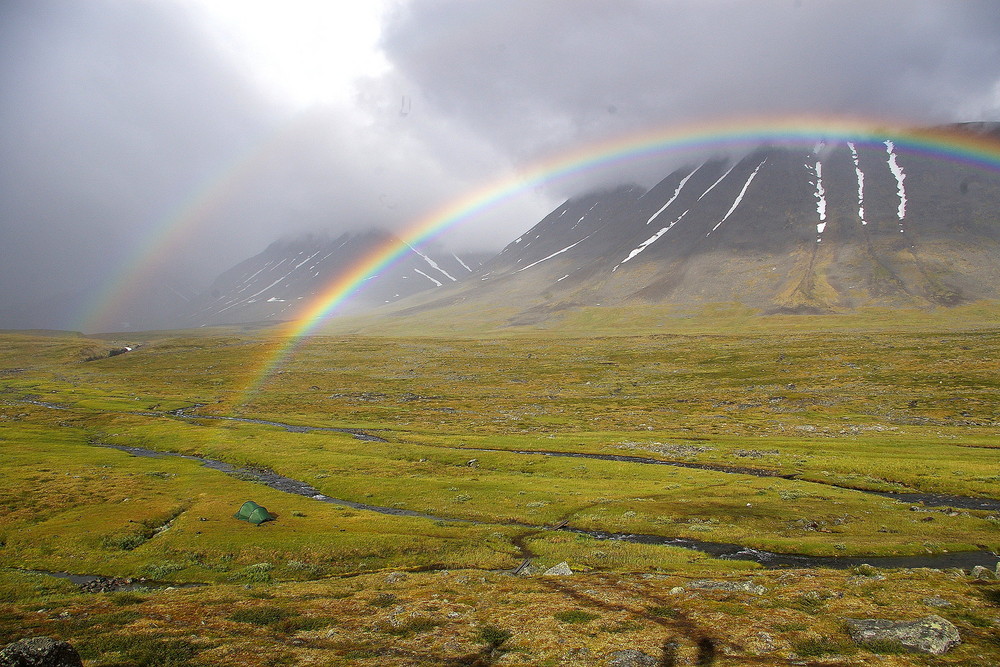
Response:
[[389, 125, 1000, 322], [182, 231, 486, 326]]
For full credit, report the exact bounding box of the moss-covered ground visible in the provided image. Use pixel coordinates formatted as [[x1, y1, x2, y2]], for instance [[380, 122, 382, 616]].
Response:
[[1, 311, 998, 664]]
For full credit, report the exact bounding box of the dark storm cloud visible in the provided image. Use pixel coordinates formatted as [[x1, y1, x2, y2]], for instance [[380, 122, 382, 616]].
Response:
[[381, 0, 1000, 192]]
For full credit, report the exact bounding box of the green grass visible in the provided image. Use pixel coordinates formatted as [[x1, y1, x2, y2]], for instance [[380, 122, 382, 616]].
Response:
[[553, 609, 600, 623], [78, 635, 202, 666], [2, 321, 1000, 663], [2, 326, 999, 582], [793, 636, 855, 657], [476, 624, 513, 647]]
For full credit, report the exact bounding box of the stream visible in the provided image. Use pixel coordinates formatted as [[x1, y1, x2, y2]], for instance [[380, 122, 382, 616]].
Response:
[[466, 447, 1000, 512], [167, 407, 387, 442], [167, 405, 1000, 512], [22, 398, 999, 511], [103, 443, 1000, 572], [14, 399, 999, 570]]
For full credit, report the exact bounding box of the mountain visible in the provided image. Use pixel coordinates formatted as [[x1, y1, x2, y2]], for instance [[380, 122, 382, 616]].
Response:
[[181, 230, 490, 326], [383, 124, 1000, 325]]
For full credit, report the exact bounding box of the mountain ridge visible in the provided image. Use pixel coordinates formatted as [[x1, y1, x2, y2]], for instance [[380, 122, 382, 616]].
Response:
[[374, 130, 1000, 328]]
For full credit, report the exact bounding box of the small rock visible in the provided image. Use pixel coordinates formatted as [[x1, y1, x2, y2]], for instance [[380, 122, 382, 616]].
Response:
[[686, 579, 766, 595], [747, 631, 778, 654], [970, 565, 996, 580], [466, 459, 478, 467], [921, 596, 952, 608], [543, 561, 573, 576], [844, 614, 960, 655], [605, 649, 657, 667], [669, 586, 685, 595], [513, 559, 543, 576], [0, 636, 84, 667], [384, 571, 407, 584]]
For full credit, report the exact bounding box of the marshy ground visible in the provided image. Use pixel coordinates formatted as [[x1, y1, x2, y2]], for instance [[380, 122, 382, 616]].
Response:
[[1, 309, 999, 664]]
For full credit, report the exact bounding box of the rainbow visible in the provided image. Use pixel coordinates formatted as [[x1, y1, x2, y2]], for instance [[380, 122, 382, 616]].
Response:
[[237, 114, 1000, 399], [77, 113, 315, 334]]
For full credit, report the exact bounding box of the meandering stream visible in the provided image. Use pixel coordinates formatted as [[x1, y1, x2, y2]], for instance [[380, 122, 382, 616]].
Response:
[[465, 447, 1000, 512], [103, 443, 1000, 571], [167, 407, 387, 442], [14, 399, 999, 570], [168, 405, 1000, 512]]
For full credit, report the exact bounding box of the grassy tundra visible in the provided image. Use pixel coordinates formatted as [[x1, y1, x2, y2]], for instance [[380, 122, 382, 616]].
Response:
[[1, 309, 999, 665]]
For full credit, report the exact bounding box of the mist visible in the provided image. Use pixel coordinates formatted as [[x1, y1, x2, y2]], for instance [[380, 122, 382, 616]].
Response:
[[2, 0, 999, 330]]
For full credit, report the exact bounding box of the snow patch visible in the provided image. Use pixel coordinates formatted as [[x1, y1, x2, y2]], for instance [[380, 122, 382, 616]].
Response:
[[884, 140, 907, 221], [514, 233, 594, 273], [696, 163, 737, 202], [707, 159, 766, 236], [812, 161, 827, 223], [647, 164, 700, 224], [614, 209, 691, 271], [293, 251, 321, 270], [847, 142, 867, 225], [214, 269, 295, 314], [452, 253, 472, 272], [406, 243, 456, 281], [414, 269, 442, 286]]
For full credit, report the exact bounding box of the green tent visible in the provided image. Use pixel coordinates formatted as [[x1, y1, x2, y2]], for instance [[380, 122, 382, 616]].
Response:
[[234, 501, 275, 525]]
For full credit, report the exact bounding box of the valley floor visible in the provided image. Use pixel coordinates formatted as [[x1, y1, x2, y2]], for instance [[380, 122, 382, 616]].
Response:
[[0, 319, 998, 664]]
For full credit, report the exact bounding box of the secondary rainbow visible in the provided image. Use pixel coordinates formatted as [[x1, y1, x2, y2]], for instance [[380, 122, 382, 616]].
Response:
[[77, 114, 314, 334], [239, 114, 1000, 397]]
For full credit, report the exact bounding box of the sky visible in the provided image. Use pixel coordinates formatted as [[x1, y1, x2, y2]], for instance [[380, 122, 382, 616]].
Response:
[[2, 0, 1000, 330]]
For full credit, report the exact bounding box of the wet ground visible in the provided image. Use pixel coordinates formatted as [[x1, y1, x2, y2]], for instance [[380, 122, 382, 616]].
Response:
[[101, 442, 1000, 572]]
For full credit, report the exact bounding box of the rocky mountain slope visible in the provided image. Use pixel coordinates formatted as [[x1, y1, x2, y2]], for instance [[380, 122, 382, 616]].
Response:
[[182, 231, 489, 327], [389, 125, 1000, 324]]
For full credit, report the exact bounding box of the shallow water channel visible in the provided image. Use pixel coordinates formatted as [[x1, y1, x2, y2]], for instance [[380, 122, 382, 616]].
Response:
[[169, 409, 387, 442], [102, 443, 1000, 572], [467, 447, 1000, 512]]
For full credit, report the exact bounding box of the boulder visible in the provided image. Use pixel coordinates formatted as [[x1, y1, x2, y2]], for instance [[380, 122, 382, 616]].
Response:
[[844, 614, 960, 655], [543, 561, 573, 576], [605, 649, 657, 666], [970, 565, 996, 580], [0, 637, 84, 667], [685, 579, 766, 595]]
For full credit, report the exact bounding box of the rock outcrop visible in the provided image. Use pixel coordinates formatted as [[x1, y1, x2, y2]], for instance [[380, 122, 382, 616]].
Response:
[[844, 614, 960, 655], [0, 637, 84, 667]]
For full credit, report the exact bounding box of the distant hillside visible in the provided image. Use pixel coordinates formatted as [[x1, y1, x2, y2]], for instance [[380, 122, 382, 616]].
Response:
[[181, 231, 491, 327], [381, 125, 1000, 326]]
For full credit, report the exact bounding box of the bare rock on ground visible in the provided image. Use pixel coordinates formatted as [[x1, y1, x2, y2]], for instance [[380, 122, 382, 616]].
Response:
[[844, 614, 960, 655], [543, 561, 573, 576], [0, 637, 83, 667], [605, 648, 658, 666], [970, 565, 996, 580], [685, 579, 766, 595]]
